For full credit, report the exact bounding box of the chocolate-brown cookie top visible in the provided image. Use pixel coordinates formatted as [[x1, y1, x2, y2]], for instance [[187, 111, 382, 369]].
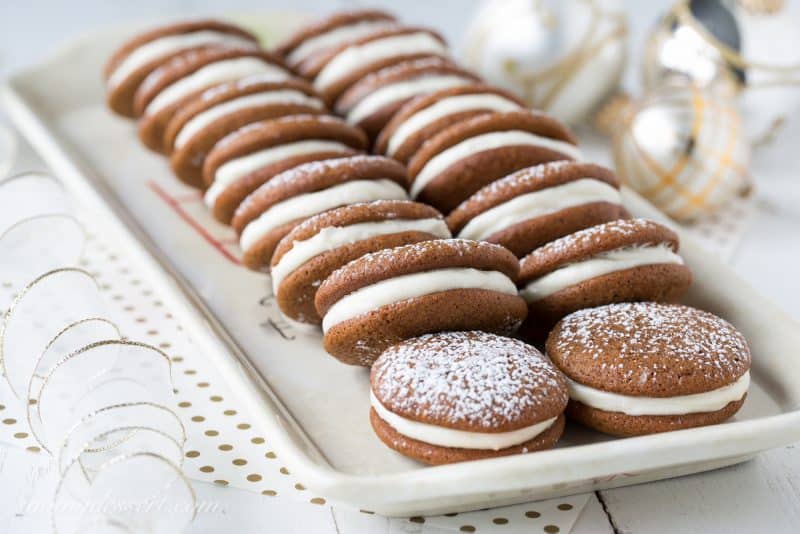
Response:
[[518, 218, 680, 284], [446, 161, 624, 256], [299, 27, 449, 105], [165, 77, 325, 188], [202, 114, 367, 223], [316, 238, 528, 366], [233, 155, 409, 270], [407, 110, 581, 213], [372, 331, 568, 431], [104, 20, 258, 118], [274, 9, 397, 68], [270, 200, 448, 324], [547, 303, 751, 397], [374, 83, 525, 163], [316, 238, 519, 315], [135, 47, 290, 153], [334, 57, 479, 140]]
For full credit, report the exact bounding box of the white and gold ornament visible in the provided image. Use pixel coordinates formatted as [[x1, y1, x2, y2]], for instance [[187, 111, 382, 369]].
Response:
[[602, 81, 751, 222], [643, 0, 800, 142], [461, 0, 628, 125]]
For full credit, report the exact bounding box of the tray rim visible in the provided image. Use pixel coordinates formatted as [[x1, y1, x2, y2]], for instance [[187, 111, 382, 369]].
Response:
[[4, 35, 800, 516]]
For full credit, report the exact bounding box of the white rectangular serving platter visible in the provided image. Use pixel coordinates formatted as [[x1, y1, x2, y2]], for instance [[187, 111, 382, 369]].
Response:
[[4, 22, 800, 517]]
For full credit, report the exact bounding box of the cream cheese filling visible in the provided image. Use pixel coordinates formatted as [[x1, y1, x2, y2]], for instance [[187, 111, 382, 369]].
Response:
[[345, 74, 473, 125], [174, 90, 324, 149], [564, 371, 750, 416], [145, 57, 289, 115], [271, 217, 451, 291], [387, 93, 523, 156], [286, 20, 397, 66], [458, 178, 622, 241], [520, 244, 685, 302], [410, 130, 583, 198], [321, 267, 518, 332], [203, 140, 353, 208], [314, 32, 447, 91], [371, 391, 558, 450], [108, 30, 256, 88], [239, 179, 408, 253]]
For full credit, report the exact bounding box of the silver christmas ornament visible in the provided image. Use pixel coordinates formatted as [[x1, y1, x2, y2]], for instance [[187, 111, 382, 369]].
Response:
[[643, 0, 800, 142], [461, 0, 628, 125]]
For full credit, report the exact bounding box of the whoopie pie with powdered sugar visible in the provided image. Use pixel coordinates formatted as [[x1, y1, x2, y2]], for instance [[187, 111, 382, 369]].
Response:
[[518, 218, 692, 338], [546, 302, 751, 436], [104, 20, 259, 118], [202, 115, 367, 224], [232, 156, 409, 271], [270, 200, 450, 324], [315, 239, 528, 366], [447, 161, 626, 257], [333, 57, 479, 140], [299, 26, 449, 105], [165, 76, 326, 188], [274, 9, 397, 70], [373, 84, 525, 164], [370, 331, 568, 464], [407, 110, 582, 213], [135, 47, 291, 153]]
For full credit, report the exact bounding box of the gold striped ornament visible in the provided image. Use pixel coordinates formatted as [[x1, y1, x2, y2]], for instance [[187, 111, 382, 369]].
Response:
[[599, 81, 751, 222]]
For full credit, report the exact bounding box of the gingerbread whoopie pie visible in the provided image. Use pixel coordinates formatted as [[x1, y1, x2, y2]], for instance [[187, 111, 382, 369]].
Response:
[[334, 57, 479, 140], [315, 239, 528, 366], [135, 47, 290, 153], [518, 219, 692, 337], [407, 110, 582, 213], [105, 20, 258, 118], [374, 84, 525, 164], [370, 331, 568, 465], [202, 115, 367, 223], [447, 161, 625, 257], [300, 27, 449, 105], [546, 302, 751, 436], [232, 156, 409, 271], [165, 76, 326, 187], [271, 200, 450, 324], [275, 9, 397, 69]]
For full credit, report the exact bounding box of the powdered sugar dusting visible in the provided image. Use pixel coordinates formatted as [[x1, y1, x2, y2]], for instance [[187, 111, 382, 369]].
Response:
[[373, 331, 567, 429], [535, 219, 670, 258], [551, 302, 751, 385]]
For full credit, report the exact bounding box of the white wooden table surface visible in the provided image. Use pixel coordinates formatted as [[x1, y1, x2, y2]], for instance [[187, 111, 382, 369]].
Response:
[[2, 1, 800, 532]]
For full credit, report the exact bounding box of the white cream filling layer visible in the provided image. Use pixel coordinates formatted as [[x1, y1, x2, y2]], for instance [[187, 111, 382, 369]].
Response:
[[387, 93, 523, 156], [174, 90, 325, 149], [145, 57, 289, 115], [410, 130, 584, 198], [321, 267, 518, 332], [370, 391, 557, 450], [271, 217, 451, 291], [565, 371, 750, 416], [108, 30, 256, 88], [286, 20, 396, 67], [239, 179, 408, 253], [203, 140, 352, 208], [346, 74, 473, 125], [314, 32, 448, 92], [458, 179, 622, 241], [520, 244, 685, 303]]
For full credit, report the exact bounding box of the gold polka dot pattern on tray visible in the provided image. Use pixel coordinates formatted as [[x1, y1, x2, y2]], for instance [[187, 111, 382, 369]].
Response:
[[0, 219, 592, 532]]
